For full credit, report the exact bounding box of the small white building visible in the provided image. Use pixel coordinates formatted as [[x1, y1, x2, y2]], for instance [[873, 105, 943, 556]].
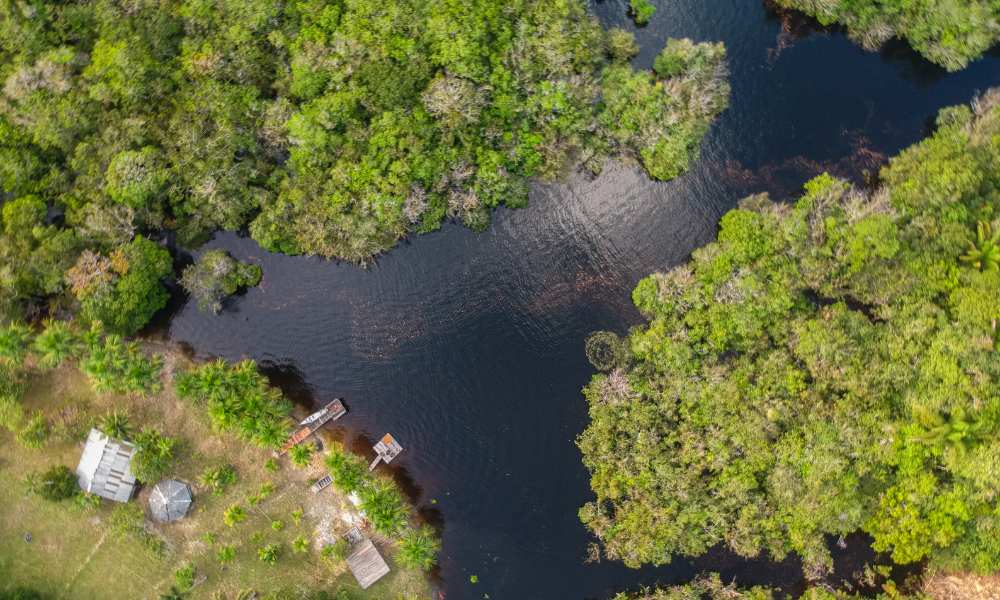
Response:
[[76, 428, 138, 502]]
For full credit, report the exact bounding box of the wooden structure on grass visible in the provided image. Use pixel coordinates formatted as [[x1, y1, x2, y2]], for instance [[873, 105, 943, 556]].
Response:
[[346, 539, 390, 589], [279, 399, 346, 455], [368, 433, 403, 471], [76, 428, 138, 503], [311, 474, 332, 492]]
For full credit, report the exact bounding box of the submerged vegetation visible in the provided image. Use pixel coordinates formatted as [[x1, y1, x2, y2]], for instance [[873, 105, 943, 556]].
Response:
[[579, 91, 1000, 576], [771, 0, 1000, 71]]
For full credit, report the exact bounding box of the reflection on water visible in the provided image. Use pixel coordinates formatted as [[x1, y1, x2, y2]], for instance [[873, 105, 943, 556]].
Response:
[[164, 0, 1000, 598]]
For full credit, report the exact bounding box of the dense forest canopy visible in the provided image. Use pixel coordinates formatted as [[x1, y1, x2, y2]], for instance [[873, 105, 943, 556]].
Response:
[[772, 0, 1000, 71], [579, 91, 1000, 576], [0, 0, 730, 330]]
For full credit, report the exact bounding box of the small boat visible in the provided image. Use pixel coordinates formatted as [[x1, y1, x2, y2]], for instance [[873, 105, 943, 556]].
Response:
[[300, 408, 328, 426]]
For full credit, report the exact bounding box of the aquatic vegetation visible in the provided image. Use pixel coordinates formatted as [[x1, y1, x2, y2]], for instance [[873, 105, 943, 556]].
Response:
[[771, 0, 1000, 71], [177, 360, 293, 450], [179, 250, 262, 315], [579, 91, 1000, 575], [630, 0, 655, 24]]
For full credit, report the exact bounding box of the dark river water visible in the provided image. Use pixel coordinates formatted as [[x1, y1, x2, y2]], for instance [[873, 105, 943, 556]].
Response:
[[161, 1, 1000, 598]]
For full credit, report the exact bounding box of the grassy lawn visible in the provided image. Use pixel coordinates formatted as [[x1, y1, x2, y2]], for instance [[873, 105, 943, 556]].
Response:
[[0, 345, 429, 600]]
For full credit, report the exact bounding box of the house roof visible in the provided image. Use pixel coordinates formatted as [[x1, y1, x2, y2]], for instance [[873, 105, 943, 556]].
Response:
[[149, 480, 192, 521], [76, 428, 137, 503], [346, 539, 391, 589]]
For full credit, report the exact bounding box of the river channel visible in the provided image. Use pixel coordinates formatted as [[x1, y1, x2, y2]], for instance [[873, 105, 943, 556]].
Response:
[[164, 1, 1000, 598]]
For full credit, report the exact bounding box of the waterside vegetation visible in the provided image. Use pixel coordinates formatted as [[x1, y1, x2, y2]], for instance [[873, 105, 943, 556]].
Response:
[[579, 91, 1000, 578], [771, 0, 1000, 71]]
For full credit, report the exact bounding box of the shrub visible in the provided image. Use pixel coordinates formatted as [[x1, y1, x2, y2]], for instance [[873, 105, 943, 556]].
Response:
[[630, 0, 655, 24], [223, 504, 247, 527], [264, 458, 279, 472], [201, 464, 238, 497], [130, 428, 177, 483], [322, 539, 351, 562], [38, 465, 80, 501], [293, 535, 308, 553], [218, 543, 236, 565], [259, 481, 276, 499], [180, 249, 262, 315], [258, 543, 281, 565], [173, 562, 196, 589], [16, 411, 49, 450], [272, 520, 284, 531], [109, 503, 164, 556]]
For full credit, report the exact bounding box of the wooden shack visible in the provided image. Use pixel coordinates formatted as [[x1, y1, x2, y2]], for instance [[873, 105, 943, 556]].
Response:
[[345, 539, 390, 589], [76, 428, 138, 502]]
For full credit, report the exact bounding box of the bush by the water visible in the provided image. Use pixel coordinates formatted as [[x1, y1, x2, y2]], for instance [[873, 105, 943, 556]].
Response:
[[579, 91, 1000, 576], [771, 0, 1000, 71], [180, 250, 262, 315], [176, 359, 293, 450]]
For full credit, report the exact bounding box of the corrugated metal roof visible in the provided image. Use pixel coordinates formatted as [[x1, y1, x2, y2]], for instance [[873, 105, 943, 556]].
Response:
[[149, 480, 192, 521], [75, 428, 137, 503]]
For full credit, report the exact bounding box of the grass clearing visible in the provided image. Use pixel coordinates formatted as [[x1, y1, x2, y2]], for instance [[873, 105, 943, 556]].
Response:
[[0, 343, 428, 600]]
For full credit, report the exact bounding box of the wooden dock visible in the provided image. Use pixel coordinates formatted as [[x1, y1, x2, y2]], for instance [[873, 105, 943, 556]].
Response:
[[368, 433, 403, 471], [280, 399, 346, 454]]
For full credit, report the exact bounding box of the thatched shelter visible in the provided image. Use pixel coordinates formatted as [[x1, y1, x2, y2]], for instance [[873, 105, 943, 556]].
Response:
[[149, 480, 193, 521]]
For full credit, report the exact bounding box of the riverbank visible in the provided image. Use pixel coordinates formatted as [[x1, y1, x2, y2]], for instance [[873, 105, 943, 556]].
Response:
[[0, 342, 428, 600]]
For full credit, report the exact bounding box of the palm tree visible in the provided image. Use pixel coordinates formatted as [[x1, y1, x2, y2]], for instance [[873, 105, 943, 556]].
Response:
[[0, 320, 33, 365], [100, 410, 133, 441], [370, 500, 407, 536], [912, 405, 985, 458], [159, 586, 190, 600], [960, 220, 1000, 272], [31, 319, 81, 370], [258, 543, 281, 565], [396, 524, 440, 570], [288, 441, 315, 469]]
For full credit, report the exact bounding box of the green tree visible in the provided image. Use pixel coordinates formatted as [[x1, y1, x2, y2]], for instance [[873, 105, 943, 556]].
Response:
[[77, 238, 173, 335], [396, 525, 440, 570], [31, 320, 82, 370], [179, 249, 262, 315], [288, 441, 315, 470], [577, 93, 1000, 576], [38, 465, 80, 501], [130, 428, 178, 483]]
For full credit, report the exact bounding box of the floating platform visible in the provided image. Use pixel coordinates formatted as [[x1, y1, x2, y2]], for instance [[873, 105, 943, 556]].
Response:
[[280, 399, 346, 454], [368, 433, 403, 471]]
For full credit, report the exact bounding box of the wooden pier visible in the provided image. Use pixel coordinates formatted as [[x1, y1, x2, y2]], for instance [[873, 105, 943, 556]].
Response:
[[280, 399, 346, 454], [368, 433, 403, 471]]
